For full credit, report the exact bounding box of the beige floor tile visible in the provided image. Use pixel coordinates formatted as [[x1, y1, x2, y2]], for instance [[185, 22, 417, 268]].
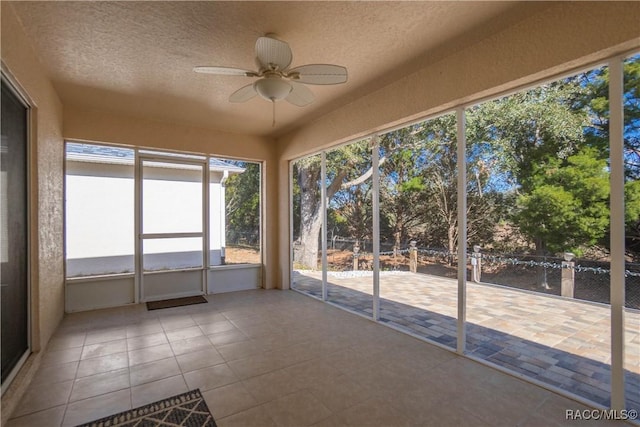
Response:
[[126, 321, 164, 338], [80, 339, 127, 360], [170, 335, 214, 356], [321, 348, 379, 375], [159, 315, 196, 331], [130, 375, 188, 408], [282, 360, 342, 390], [384, 385, 467, 425], [130, 356, 181, 386], [201, 382, 259, 419], [226, 350, 287, 379], [217, 405, 278, 427], [12, 380, 73, 418], [77, 352, 128, 378], [330, 397, 414, 427], [405, 399, 491, 427], [47, 334, 86, 351], [454, 383, 538, 427], [8, 289, 625, 427], [242, 369, 301, 404], [307, 374, 371, 413], [176, 347, 225, 373], [128, 343, 174, 366], [62, 389, 131, 427], [216, 340, 264, 362], [345, 362, 422, 399], [165, 325, 204, 342], [183, 363, 239, 392], [41, 347, 83, 367], [31, 361, 78, 385], [207, 329, 249, 346], [192, 311, 228, 326], [126, 332, 168, 350], [69, 368, 130, 402], [199, 320, 237, 335], [84, 328, 127, 345], [261, 390, 332, 427], [6, 405, 66, 427]]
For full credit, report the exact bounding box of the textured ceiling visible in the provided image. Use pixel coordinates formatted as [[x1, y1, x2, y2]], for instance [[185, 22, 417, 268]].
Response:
[[10, 1, 544, 137]]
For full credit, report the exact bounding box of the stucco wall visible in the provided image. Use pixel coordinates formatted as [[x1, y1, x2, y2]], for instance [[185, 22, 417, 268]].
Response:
[[63, 107, 279, 289], [275, 1, 640, 289], [1, 2, 65, 422], [2, 1, 65, 352]]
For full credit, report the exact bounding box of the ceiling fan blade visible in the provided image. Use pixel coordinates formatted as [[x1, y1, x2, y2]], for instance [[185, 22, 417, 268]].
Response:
[[193, 66, 257, 76], [255, 36, 292, 71], [229, 84, 257, 103], [288, 64, 348, 85], [285, 82, 315, 107]]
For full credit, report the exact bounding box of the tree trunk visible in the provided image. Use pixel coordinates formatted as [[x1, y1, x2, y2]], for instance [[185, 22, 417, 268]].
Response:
[[447, 222, 457, 266], [294, 151, 384, 271], [294, 164, 322, 269], [298, 213, 322, 269]]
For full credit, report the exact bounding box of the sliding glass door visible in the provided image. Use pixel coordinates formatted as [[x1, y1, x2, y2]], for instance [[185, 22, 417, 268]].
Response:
[[1, 78, 30, 387]]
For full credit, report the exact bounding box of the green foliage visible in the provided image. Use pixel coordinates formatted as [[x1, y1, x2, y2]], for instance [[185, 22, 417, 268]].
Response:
[[575, 54, 640, 178], [225, 162, 260, 246], [625, 180, 640, 225], [513, 149, 610, 253], [289, 55, 640, 262]]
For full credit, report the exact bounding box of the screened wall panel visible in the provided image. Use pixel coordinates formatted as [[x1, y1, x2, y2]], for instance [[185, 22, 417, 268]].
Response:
[[65, 143, 135, 277]]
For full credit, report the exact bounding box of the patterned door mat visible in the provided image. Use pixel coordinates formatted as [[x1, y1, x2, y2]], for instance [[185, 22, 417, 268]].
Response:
[[76, 389, 217, 426], [146, 295, 208, 310]]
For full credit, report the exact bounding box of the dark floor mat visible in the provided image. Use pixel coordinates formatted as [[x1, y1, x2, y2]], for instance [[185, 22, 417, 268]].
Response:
[[146, 295, 208, 310]]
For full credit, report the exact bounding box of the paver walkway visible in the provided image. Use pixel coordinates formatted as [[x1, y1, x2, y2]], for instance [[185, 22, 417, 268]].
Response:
[[292, 270, 640, 411]]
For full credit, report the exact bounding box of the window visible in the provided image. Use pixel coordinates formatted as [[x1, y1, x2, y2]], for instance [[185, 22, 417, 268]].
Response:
[[211, 158, 261, 265], [65, 143, 135, 277]]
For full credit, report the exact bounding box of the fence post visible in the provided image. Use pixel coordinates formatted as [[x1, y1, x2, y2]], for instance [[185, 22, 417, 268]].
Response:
[[471, 245, 482, 283], [353, 240, 360, 271], [561, 252, 575, 298], [409, 240, 417, 273]]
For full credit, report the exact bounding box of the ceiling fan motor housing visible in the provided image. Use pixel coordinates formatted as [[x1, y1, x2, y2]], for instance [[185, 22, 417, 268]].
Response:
[[254, 76, 292, 102]]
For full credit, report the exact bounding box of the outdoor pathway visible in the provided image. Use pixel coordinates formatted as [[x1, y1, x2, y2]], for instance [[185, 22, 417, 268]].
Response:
[[292, 270, 640, 411]]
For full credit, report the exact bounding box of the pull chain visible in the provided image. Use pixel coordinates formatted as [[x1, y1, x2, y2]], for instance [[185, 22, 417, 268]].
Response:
[[272, 100, 276, 127]]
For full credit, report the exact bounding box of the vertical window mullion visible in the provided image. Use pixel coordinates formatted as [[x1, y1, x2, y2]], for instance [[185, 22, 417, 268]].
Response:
[[203, 162, 210, 293], [456, 108, 467, 354], [372, 136, 381, 321], [321, 151, 328, 301], [134, 150, 142, 303], [609, 57, 625, 411]]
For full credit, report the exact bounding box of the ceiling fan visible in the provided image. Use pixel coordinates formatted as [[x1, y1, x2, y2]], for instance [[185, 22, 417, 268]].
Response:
[[194, 34, 348, 125]]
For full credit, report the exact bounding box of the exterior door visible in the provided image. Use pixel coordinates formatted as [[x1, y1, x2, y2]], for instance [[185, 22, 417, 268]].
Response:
[[1, 78, 30, 387], [139, 155, 206, 301]]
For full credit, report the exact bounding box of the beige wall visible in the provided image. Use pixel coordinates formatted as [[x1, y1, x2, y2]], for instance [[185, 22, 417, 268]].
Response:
[[1, 1, 65, 353], [275, 1, 640, 289], [1, 2, 65, 422], [63, 107, 279, 289]]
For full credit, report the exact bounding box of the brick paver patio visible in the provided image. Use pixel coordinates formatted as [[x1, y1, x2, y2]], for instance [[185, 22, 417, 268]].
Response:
[[292, 270, 640, 411]]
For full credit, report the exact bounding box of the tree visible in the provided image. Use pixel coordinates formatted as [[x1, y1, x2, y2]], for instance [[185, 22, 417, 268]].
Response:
[[378, 126, 430, 249], [514, 149, 610, 256], [380, 113, 499, 263], [225, 162, 260, 247], [573, 55, 640, 255], [293, 139, 375, 269], [574, 55, 640, 178]]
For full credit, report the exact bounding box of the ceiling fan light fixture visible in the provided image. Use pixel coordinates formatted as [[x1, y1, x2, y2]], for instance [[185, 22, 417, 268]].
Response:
[[253, 77, 292, 102]]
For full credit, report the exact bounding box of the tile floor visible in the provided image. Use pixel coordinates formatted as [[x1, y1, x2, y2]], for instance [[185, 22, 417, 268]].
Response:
[[6, 289, 625, 426]]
